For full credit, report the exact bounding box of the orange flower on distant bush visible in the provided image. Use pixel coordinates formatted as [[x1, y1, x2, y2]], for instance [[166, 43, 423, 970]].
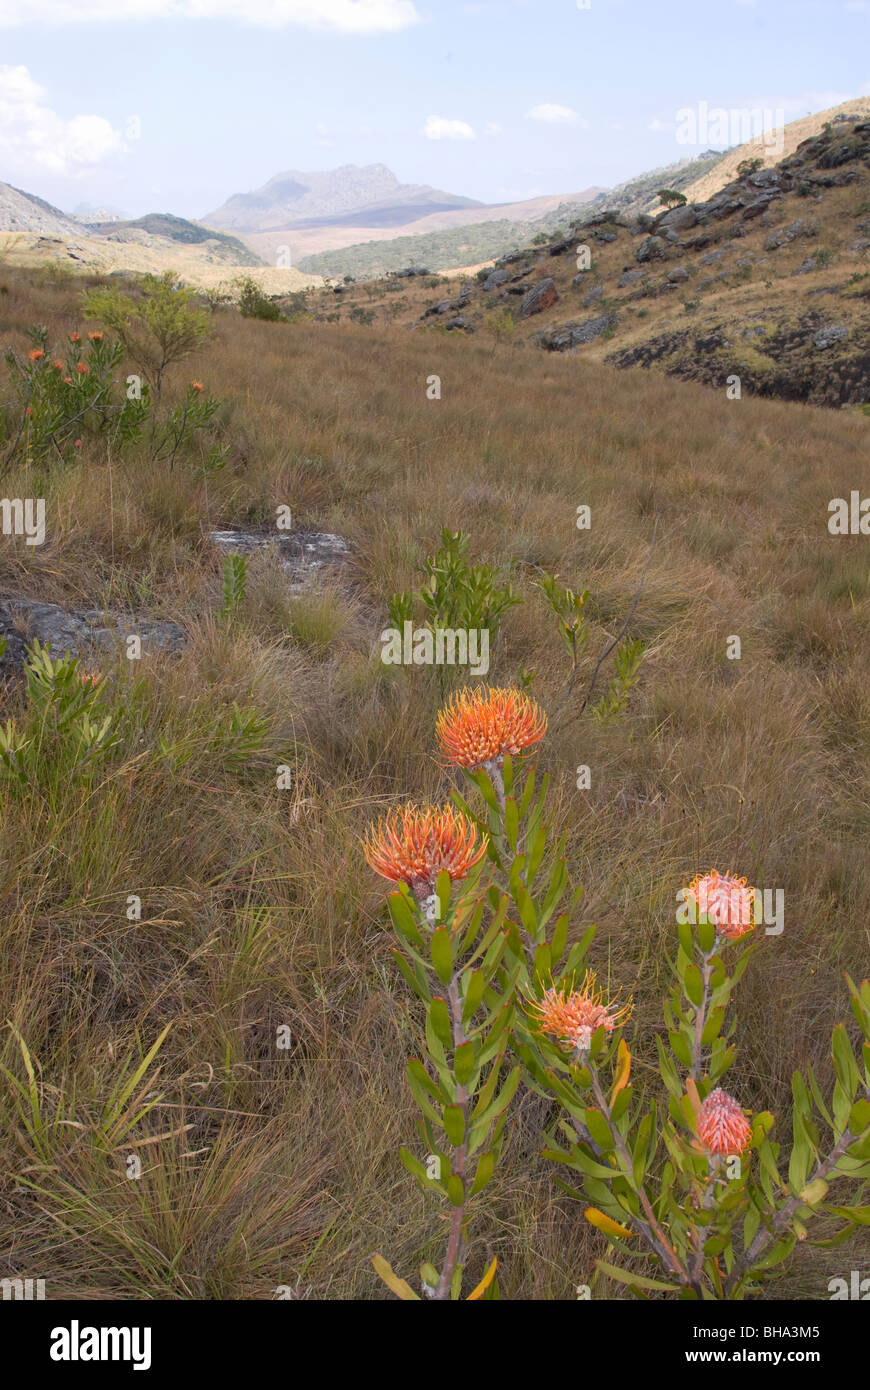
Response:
[[191, 380, 204, 393], [364, 802, 487, 901], [69, 333, 81, 343], [28, 348, 44, 361], [436, 686, 547, 770], [697, 1088, 752, 1156], [685, 870, 756, 940], [88, 331, 103, 341], [76, 362, 89, 374], [529, 971, 631, 1054]]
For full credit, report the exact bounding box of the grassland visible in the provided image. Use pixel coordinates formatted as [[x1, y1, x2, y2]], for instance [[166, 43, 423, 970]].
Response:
[[0, 263, 868, 1299]]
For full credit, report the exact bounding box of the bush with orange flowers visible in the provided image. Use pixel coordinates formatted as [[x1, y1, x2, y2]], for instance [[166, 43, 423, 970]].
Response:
[[365, 686, 870, 1301], [1, 325, 147, 464]]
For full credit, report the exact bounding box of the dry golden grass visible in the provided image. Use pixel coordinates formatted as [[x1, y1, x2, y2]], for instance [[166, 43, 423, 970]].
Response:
[[0, 266, 868, 1299]]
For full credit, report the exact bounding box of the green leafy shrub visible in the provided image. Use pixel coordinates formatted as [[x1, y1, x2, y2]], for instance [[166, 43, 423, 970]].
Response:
[[82, 271, 212, 398], [0, 327, 147, 465]]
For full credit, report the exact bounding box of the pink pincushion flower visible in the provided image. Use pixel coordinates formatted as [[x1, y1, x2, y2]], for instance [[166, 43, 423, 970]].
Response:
[[686, 870, 756, 940], [697, 1088, 752, 1156], [529, 971, 631, 1054]]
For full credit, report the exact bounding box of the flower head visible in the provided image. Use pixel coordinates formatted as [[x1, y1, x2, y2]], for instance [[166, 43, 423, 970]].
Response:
[[88, 331, 103, 341], [363, 802, 487, 901], [686, 870, 756, 940], [76, 362, 88, 374], [69, 333, 81, 343], [74, 438, 82, 448], [52, 360, 64, 370], [697, 1087, 752, 1156], [436, 686, 547, 770], [29, 348, 44, 361], [191, 380, 204, 393], [528, 971, 631, 1054]]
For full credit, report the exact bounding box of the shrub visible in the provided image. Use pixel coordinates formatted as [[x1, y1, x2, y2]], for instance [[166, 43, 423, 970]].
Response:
[[235, 276, 284, 322], [0, 326, 148, 465], [82, 271, 212, 399]]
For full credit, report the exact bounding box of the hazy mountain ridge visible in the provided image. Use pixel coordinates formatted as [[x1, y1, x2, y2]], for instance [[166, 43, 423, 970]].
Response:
[[203, 162, 484, 233]]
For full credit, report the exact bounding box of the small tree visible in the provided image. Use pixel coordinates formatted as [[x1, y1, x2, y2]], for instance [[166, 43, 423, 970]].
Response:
[[82, 271, 211, 399], [737, 157, 764, 178], [657, 189, 687, 210]]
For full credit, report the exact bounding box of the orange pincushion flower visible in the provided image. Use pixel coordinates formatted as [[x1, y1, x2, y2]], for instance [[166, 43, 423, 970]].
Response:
[[436, 686, 547, 770], [76, 362, 89, 374], [529, 971, 632, 1053], [191, 380, 204, 392], [29, 348, 44, 361], [69, 333, 81, 343], [363, 802, 487, 900], [686, 870, 756, 940], [697, 1088, 752, 1156], [88, 331, 103, 341]]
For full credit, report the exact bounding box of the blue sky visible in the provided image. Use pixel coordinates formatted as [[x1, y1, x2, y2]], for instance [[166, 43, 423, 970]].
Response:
[[0, 0, 868, 219]]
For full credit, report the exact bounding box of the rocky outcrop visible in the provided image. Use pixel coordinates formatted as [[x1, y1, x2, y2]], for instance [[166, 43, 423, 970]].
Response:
[[0, 597, 187, 672], [521, 278, 559, 317]]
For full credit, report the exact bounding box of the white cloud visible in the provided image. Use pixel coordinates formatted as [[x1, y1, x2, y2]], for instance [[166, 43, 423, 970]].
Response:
[[0, 65, 125, 175], [526, 103, 582, 125], [0, 0, 421, 30], [421, 115, 475, 140]]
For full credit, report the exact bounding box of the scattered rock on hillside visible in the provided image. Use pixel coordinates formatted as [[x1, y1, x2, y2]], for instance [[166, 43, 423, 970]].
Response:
[[0, 597, 187, 671], [666, 266, 690, 283], [813, 324, 848, 349], [657, 205, 697, 232], [537, 314, 617, 351], [210, 529, 351, 590], [584, 285, 604, 305], [521, 277, 559, 317], [484, 269, 510, 289], [636, 235, 666, 262]]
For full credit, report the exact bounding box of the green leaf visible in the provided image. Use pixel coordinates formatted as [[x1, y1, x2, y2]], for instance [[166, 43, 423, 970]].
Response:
[[446, 1173, 465, 1207], [443, 1104, 465, 1146], [684, 963, 703, 1008], [461, 967, 485, 1022], [698, 917, 716, 954], [392, 948, 430, 1002], [429, 997, 453, 1051], [668, 1030, 692, 1068], [532, 943, 551, 986], [471, 1151, 495, 1195], [584, 1107, 615, 1150], [504, 797, 519, 852], [431, 926, 453, 986], [388, 890, 425, 949], [399, 1146, 447, 1194], [454, 1041, 476, 1087], [848, 1098, 870, 1134]]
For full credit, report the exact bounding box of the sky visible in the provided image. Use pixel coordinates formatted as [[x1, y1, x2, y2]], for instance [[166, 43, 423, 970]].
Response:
[[0, 0, 868, 220]]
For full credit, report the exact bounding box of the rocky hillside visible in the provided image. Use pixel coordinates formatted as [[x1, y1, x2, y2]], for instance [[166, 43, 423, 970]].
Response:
[[319, 117, 870, 407]]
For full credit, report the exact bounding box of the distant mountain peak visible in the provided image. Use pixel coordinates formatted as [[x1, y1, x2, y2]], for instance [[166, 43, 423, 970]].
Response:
[[202, 163, 483, 234]]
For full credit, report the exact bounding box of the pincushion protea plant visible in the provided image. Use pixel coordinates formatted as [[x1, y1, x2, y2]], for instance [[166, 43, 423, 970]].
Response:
[[365, 687, 870, 1301], [363, 802, 487, 914], [524, 863, 870, 1299]]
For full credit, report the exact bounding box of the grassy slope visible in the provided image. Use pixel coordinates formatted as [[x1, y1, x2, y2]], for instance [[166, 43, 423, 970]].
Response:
[[1, 266, 869, 1298]]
